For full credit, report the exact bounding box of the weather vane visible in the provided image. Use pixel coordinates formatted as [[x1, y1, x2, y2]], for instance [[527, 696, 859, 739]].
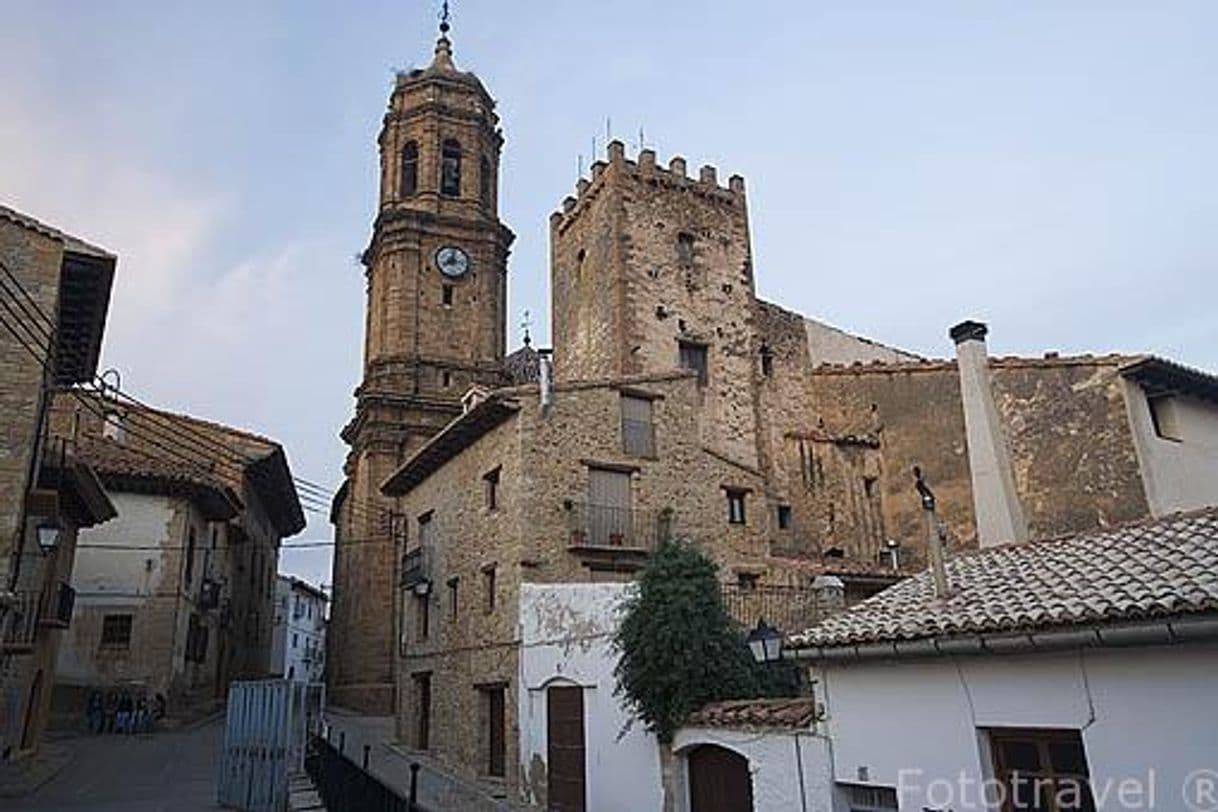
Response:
[[439, 0, 451, 35], [521, 309, 533, 347]]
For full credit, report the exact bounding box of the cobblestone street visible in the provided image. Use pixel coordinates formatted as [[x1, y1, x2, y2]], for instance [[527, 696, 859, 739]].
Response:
[[21, 721, 223, 812]]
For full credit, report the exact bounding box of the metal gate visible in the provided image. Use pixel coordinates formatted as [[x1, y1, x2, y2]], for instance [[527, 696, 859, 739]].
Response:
[[218, 680, 325, 811]]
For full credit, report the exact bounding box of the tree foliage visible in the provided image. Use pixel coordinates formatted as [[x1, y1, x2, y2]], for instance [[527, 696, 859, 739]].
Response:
[[613, 539, 772, 743]]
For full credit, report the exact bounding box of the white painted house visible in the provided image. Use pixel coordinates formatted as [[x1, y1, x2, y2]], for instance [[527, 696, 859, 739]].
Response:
[[780, 508, 1218, 812], [270, 576, 327, 683]]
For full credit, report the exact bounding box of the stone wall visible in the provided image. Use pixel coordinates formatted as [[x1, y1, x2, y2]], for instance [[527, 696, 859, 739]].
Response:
[[757, 355, 1152, 570], [551, 143, 763, 470], [0, 218, 62, 582]]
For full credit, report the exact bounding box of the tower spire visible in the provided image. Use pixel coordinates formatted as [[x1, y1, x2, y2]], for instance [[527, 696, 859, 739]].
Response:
[[432, 0, 455, 69]]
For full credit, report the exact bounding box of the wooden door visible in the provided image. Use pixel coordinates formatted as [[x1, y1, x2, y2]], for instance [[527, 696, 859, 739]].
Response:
[[547, 686, 586, 812], [587, 468, 631, 546], [688, 744, 754, 812]]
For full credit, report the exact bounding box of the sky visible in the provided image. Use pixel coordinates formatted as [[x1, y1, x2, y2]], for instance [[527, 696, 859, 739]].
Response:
[[2, 1, 1215, 588]]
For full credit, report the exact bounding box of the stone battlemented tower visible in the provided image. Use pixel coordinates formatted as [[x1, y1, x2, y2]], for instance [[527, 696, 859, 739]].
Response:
[[330, 27, 513, 712], [549, 142, 763, 469]]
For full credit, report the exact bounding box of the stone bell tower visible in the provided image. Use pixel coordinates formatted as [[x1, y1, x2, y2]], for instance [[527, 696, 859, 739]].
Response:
[[329, 18, 513, 712]]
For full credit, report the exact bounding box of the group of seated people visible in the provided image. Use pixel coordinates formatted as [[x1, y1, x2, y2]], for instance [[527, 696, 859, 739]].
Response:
[[84, 689, 167, 734]]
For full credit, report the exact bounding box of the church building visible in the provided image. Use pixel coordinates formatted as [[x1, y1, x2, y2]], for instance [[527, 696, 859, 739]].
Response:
[[327, 18, 1218, 808]]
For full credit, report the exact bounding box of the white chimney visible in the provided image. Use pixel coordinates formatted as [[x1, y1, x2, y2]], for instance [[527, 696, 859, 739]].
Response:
[[950, 321, 1028, 547]]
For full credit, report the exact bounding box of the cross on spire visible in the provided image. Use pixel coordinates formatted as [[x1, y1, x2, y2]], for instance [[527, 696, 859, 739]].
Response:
[[439, 1, 451, 35], [521, 309, 533, 347]]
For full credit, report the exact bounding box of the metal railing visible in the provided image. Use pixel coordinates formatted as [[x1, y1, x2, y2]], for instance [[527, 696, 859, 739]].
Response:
[[1, 590, 40, 651], [306, 735, 419, 812], [40, 580, 75, 628], [720, 583, 822, 637], [401, 547, 428, 588], [565, 501, 673, 552]]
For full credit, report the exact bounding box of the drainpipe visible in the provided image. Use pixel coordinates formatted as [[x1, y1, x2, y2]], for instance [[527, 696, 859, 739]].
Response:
[[950, 320, 1028, 548]]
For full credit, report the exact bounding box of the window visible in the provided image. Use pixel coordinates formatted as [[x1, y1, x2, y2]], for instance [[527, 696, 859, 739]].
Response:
[[418, 511, 435, 549], [101, 614, 133, 648], [678, 341, 709, 386], [442, 284, 454, 306], [440, 139, 462, 196], [479, 156, 492, 207], [442, 370, 452, 388], [760, 343, 774, 377], [186, 613, 208, 663], [1147, 395, 1182, 441], [415, 592, 430, 640], [736, 572, 758, 591], [292, 633, 298, 648], [481, 683, 506, 777], [989, 728, 1094, 811], [183, 528, 196, 587], [413, 672, 432, 750], [676, 231, 695, 264], [620, 395, 656, 457], [447, 577, 459, 621], [777, 504, 792, 530], [484, 467, 500, 510], [401, 141, 419, 197], [725, 489, 747, 525], [837, 783, 898, 811], [483, 565, 496, 614]]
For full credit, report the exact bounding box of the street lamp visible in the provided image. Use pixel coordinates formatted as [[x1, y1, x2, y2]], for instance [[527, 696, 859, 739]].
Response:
[[746, 618, 783, 664], [36, 519, 63, 554]]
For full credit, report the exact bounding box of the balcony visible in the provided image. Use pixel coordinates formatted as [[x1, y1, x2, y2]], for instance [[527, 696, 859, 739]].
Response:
[[400, 546, 429, 589], [38, 580, 75, 628], [720, 582, 822, 638], [1, 591, 40, 652], [565, 501, 674, 571]]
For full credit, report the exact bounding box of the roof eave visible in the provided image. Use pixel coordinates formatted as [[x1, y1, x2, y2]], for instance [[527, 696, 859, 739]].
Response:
[[788, 613, 1218, 663]]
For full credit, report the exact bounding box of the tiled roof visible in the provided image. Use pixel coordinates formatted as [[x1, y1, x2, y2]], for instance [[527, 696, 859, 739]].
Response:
[[788, 509, 1218, 650], [0, 203, 114, 258], [73, 439, 240, 520], [504, 344, 540, 384], [686, 698, 818, 731]]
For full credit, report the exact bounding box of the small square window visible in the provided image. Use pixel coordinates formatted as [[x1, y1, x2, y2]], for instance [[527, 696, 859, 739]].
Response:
[[101, 614, 133, 648], [676, 232, 695, 264], [1148, 395, 1182, 441], [725, 490, 747, 525], [777, 504, 792, 529], [679, 341, 709, 386]]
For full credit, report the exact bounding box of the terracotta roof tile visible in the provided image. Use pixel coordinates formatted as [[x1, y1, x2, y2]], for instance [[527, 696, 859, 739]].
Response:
[[686, 698, 818, 731], [788, 508, 1218, 650]]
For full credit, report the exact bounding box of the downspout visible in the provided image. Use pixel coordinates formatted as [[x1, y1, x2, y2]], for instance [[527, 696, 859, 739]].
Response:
[[794, 732, 809, 812]]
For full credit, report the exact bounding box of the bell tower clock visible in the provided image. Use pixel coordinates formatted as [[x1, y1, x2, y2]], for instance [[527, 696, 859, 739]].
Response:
[[328, 19, 513, 713]]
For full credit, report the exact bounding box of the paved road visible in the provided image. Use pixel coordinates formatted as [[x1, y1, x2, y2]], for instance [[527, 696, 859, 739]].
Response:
[[22, 721, 224, 812]]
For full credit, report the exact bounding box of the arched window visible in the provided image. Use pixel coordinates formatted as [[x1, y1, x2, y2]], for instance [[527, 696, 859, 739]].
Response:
[[441, 139, 462, 197], [400, 141, 419, 197], [479, 157, 492, 207]]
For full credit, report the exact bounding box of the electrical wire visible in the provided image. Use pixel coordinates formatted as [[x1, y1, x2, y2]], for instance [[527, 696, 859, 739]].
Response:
[[0, 260, 396, 529]]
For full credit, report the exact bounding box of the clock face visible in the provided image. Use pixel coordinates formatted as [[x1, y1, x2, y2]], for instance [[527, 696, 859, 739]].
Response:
[[434, 246, 470, 279]]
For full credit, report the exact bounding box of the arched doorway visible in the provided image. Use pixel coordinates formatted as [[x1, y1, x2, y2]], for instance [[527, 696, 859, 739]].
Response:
[[687, 744, 754, 812]]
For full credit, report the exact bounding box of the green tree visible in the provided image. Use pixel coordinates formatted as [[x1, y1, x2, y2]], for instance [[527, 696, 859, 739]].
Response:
[[614, 539, 784, 810]]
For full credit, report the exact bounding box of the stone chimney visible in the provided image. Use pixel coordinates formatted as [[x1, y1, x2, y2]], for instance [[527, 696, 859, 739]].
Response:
[[950, 320, 1029, 547]]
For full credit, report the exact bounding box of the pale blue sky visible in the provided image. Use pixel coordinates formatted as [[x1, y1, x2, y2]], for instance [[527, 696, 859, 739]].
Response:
[[3, 1, 1215, 587]]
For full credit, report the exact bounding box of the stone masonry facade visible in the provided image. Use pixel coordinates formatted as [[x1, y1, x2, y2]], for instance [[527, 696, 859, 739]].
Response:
[[327, 25, 1218, 796]]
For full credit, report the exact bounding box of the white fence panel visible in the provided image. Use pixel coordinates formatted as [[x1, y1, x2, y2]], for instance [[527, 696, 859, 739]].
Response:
[[218, 680, 324, 812]]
